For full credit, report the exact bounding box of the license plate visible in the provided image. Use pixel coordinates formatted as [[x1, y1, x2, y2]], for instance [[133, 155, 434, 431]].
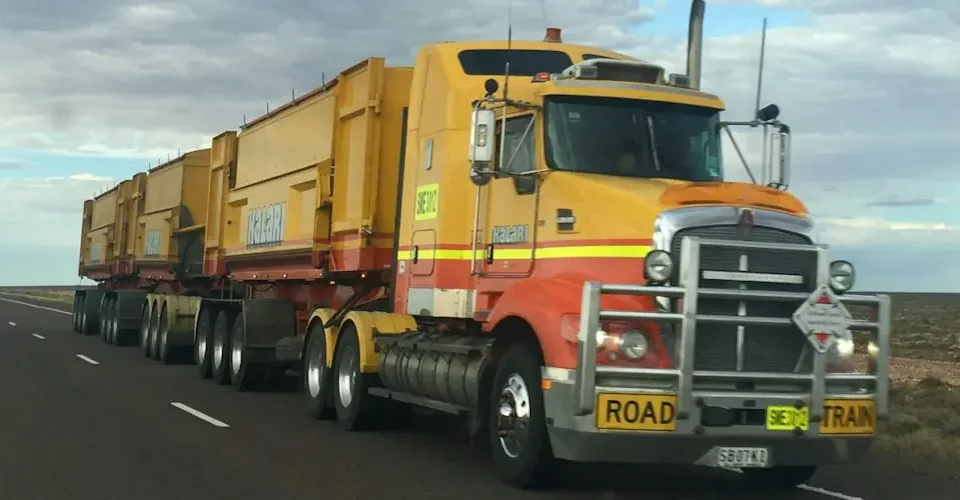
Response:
[[766, 405, 810, 431], [595, 393, 677, 432], [820, 399, 876, 435], [716, 447, 769, 468]]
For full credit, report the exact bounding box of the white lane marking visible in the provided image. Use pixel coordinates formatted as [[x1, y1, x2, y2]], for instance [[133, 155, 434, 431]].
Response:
[[797, 484, 864, 500], [170, 402, 230, 428], [0, 296, 72, 315], [725, 468, 862, 500], [8, 321, 15, 326], [32, 333, 45, 340], [76, 354, 100, 365]]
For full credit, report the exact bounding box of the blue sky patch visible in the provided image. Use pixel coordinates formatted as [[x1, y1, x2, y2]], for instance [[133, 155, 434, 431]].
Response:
[[639, 1, 810, 37]]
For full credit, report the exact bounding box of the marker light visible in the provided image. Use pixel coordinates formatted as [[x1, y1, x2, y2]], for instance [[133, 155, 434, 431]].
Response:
[[531, 72, 552, 82]]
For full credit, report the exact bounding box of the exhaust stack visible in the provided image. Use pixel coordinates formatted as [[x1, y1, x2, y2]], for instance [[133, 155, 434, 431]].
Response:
[[687, 0, 705, 90]]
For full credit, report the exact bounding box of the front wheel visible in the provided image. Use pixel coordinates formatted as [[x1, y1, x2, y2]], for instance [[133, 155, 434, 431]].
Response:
[[488, 342, 555, 489]]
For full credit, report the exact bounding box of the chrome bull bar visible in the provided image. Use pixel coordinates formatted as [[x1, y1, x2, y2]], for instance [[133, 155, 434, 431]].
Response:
[[574, 236, 891, 429]]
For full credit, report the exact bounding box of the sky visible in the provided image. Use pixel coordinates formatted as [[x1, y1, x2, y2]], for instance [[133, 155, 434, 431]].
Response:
[[0, 0, 958, 292]]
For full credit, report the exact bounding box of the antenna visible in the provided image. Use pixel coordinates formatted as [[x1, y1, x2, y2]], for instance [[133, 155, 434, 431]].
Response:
[[754, 17, 768, 121]]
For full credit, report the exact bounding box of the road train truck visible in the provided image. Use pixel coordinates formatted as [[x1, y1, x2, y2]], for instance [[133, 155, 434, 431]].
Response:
[[70, 0, 891, 490]]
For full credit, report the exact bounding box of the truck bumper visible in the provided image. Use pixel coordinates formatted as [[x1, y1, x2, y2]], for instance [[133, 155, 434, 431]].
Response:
[[541, 377, 875, 466], [552, 236, 891, 468]]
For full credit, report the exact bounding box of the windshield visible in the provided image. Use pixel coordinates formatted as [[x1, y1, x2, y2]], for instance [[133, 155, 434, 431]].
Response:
[[543, 95, 723, 181]]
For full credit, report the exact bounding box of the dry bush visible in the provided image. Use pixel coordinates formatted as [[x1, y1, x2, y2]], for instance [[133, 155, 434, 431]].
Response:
[[879, 377, 960, 461]]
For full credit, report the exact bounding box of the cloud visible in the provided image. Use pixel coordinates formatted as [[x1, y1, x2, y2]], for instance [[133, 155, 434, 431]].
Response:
[[0, 174, 115, 246], [0, 160, 32, 170], [0, 0, 956, 289], [818, 216, 958, 246], [0, 0, 657, 158], [865, 198, 937, 208]]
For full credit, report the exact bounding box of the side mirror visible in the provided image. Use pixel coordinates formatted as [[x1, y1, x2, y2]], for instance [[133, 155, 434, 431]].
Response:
[[767, 124, 791, 189], [469, 107, 496, 164]]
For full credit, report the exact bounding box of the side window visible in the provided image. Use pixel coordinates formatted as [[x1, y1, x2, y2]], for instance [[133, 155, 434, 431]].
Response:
[[496, 115, 535, 175]]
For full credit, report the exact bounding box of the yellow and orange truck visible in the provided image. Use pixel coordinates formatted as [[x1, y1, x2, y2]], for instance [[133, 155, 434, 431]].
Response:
[[71, 0, 890, 489]]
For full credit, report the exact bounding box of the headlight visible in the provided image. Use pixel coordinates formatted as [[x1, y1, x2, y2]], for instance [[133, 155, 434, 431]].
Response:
[[644, 250, 673, 283], [829, 260, 855, 292], [619, 330, 649, 359], [829, 330, 855, 360]]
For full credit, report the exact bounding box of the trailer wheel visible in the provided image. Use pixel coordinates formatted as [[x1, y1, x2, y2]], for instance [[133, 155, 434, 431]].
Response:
[[195, 308, 214, 379], [107, 299, 119, 344], [488, 342, 555, 489], [76, 296, 86, 334], [110, 297, 126, 346], [211, 310, 233, 385], [100, 297, 113, 343], [303, 321, 334, 420], [742, 465, 817, 489], [333, 324, 383, 431], [72, 294, 81, 332], [81, 296, 98, 336], [228, 312, 266, 391], [157, 303, 175, 364], [140, 301, 154, 358], [149, 302, 163, 360]]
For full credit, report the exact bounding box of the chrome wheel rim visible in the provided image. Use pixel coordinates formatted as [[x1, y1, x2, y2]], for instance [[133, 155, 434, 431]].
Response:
[[337, 344, 357, 408], [497, 373, 531, 459], [149, 309, 160, 353], [231, 331, 242, 375], [110, 312, 118, 342], [213, 328, 224, 369], [307, 339, 323, 398], [197, 330, 208, 362]]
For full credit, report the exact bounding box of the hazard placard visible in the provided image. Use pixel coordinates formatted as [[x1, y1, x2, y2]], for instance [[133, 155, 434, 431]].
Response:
[[792, 284, 852, 353]]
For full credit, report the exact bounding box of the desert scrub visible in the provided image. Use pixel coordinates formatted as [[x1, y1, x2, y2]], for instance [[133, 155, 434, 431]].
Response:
[[878, 377, 960, 461]]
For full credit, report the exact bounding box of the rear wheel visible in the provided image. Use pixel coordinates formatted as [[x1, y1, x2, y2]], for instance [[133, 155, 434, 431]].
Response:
[[157, 303, 175, 364], [100, 297, 113, 343], [229, 312, 265, 390], [742, 466, 817, 489], [211, 310, 233, 385], [72, 294, 81, 332], [195, 308, 214, 379], [111, 297, 128, 346], [303, 321, 334, 420], [149, 303, 163, 360], [142, 303, 156, 358], [80, 295, 98, 336], [333, 324, 382, 431], [488, 342, 555, 489], [107, 300, 119, 344]]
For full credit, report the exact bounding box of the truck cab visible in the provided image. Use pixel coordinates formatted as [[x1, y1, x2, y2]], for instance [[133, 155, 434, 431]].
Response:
[[390, 15, 889, 490]]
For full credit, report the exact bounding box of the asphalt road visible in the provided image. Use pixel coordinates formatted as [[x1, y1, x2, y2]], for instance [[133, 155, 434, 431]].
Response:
[[0, 294, 956, 500]]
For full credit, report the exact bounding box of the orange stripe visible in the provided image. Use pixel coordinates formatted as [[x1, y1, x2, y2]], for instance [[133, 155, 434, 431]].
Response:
[[396, 238, 653, 252]]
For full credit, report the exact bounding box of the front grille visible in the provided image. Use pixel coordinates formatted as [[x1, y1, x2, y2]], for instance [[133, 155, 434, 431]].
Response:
[[670, 225, 817, 373]]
